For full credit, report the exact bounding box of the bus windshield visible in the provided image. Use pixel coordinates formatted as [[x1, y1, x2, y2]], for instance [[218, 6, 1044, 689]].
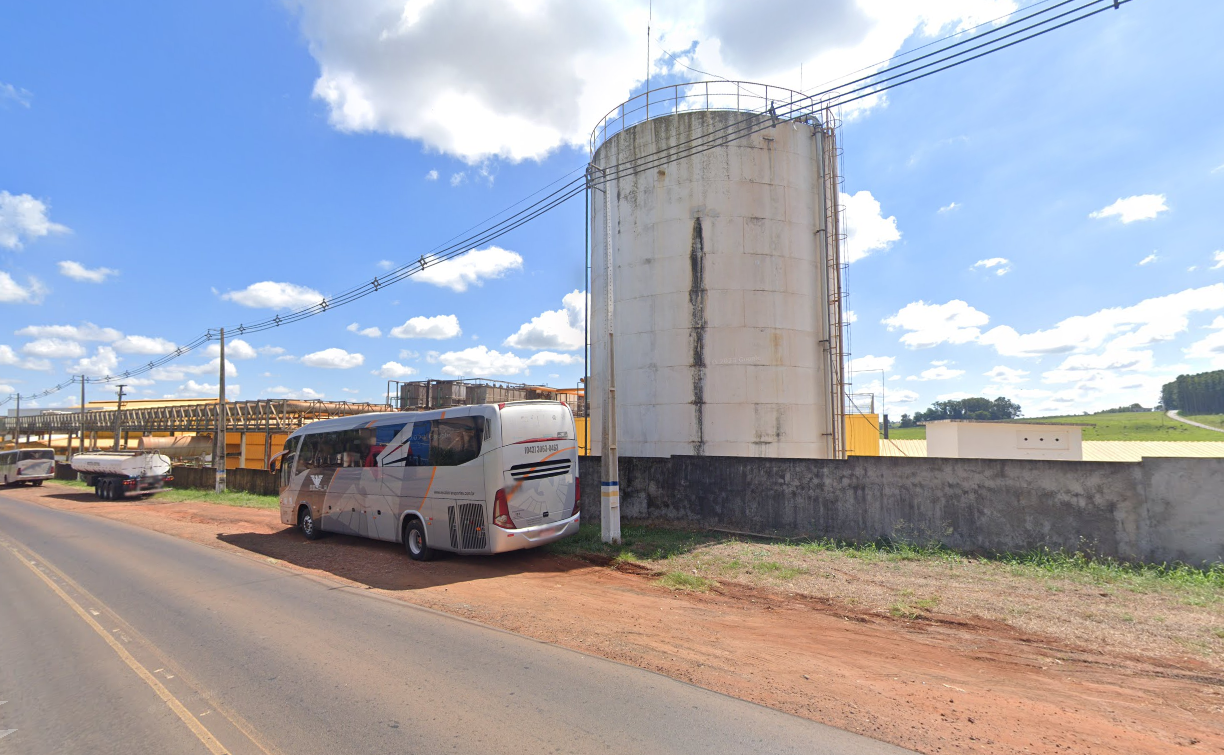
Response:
[[18, 449, 54, 461]]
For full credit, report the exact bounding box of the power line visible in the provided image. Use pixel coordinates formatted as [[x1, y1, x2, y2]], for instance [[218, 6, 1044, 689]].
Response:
[[2, 0, 1133, 406]]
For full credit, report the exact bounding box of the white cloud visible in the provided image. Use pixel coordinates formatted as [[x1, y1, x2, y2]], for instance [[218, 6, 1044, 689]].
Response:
[[884, 388, 919, 406], [882, 300, 989, 349], [907, 364, 965, 381], [1211, 251, 1224, 270], [844, 309, 858, 324], [980, 284, 1224, 358], [399, 349, 420, 360], [68, 346, 120, 378], [164, 380, 239, 400], [222, 281, 323, 309], [151, 358, 237, 381], [938, 202, 960, 213], [301, 348, 364, 369], [266, 385, 325, 400], [58, 260, 118, 283], [22, 338, 85, 359], [347, 322, 382, 338], [434, 345, 579, 377], [415, 246, 522, 292], [0, 271, 47, 303], [984, 365, 1029, 384], [936, 391, 974, 401], [257, 345, 286, 356], [0, 191, 70, 249], [841, 190, 899, 263], [292, 0, 1016, 163], [1185, 317, 1224, 367], [1, 82, 33, 108], [1138, 253, 1158, 266], [0, 345, 50, 371], [204, 339, 258, 360], [389, 314, 462, 340], [425, 170, 438, 181], [376, 259, 396, 271], [373, 361, 419, 379], [1089, 194, 1168, 224], [114, 335, 176, 355], [847, 354, 895, 374], [972, 257, 1010, 276], [15, 322, 121, 342], [504, 290, 586, 350]]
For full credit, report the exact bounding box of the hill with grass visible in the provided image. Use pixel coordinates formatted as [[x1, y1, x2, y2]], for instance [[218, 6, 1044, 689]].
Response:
[[881, 411, 1224, 441]]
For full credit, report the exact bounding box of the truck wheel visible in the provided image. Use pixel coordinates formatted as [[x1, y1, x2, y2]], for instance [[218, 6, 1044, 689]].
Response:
[[32, 480, 42, 487], [299, 506, 323, 541], [403, 518, 433, 562]]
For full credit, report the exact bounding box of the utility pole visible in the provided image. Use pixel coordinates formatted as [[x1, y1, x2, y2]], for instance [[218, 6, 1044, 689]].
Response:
[[13, 393, 20, 448], [215, 328, 227, 493], [596, 167, 621, 544], [112, 384, 127, 450], [79, 376, 86, 455]]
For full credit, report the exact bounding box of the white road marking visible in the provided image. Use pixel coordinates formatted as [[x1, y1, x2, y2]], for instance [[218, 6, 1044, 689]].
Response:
[[0, 729, 15, 739], [89, 609, 101, 616]]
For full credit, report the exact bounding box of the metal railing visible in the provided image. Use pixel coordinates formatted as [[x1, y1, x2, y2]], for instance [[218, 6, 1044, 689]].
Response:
[[590, 80, 819, 152], [0, 399, 391, 437]]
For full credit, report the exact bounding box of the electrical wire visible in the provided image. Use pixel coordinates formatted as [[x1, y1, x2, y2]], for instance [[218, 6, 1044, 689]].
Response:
[[1, 0, 1132, 406]]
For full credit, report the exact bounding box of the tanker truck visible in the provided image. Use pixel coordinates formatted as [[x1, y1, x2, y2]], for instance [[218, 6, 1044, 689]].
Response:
[[71, 451, 174, 500]]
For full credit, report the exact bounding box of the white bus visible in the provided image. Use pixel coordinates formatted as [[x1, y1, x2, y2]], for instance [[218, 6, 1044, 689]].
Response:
[[0, 448, 56, 486], [270, 401, 580, 560]]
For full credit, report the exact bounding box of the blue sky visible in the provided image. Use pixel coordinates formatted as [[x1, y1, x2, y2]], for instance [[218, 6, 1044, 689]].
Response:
[[1, 0, 1221, 417]]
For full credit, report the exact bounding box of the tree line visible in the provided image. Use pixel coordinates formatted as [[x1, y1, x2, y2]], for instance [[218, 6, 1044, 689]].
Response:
[[896, 396, 1022, 428], [1161, 370, 1224, 415]]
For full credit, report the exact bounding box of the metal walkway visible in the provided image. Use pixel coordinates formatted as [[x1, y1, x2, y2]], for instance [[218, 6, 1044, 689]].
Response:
[[2, 399, 391, 437]]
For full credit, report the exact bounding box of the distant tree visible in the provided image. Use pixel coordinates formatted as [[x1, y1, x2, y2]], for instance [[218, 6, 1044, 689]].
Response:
[[898, 413, 915, 428], [1160, 370, 1224, 414], [1100, 403, 1150, 414], [913, 396, 1022, 423]]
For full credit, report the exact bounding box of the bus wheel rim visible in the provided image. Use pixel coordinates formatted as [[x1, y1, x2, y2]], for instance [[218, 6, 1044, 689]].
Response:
[[409, 529, 422, 553], [302, 512, 313, 535]]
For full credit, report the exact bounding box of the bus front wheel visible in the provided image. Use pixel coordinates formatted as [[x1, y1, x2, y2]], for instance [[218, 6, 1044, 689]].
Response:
[[403, 519, 433, 562], [299, 506, 323, 541]]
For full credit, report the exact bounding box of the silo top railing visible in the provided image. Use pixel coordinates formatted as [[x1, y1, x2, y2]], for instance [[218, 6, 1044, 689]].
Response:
[[589, 80, 819, 153]]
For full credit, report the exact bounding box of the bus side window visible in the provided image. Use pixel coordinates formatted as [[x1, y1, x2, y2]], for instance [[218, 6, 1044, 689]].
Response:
[[431, 417, 484, 466], [295, 435, 317, 475]]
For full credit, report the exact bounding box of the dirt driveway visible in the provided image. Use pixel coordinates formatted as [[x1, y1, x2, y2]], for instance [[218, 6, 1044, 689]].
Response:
[[8, 484, 1222, 754]]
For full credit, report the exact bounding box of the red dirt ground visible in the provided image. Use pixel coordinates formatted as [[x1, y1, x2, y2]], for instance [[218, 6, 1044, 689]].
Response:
[[11, 485, 1223, 754]]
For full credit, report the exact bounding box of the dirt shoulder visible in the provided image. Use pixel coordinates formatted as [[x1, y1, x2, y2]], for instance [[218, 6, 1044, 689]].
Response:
[[9, 483, 1223, 754]]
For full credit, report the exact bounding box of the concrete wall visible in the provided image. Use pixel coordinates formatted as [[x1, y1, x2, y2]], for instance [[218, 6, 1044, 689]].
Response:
[[578, 454, 1224, 565], [589, 110, 836, 459], [926, 421, 1083, 461]]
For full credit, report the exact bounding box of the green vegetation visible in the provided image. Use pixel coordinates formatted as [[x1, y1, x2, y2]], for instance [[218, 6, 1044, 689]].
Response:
[[657, 571, 714, 591], [909, 396, 1022, 424], [1162, 369, 1224, 415], [547, 522, 1224, 597], [881, 410, 1224, 441], [1025, 411, 1223, 441], [1183, 414, 1224, 431], [47, 480, 279, 510]]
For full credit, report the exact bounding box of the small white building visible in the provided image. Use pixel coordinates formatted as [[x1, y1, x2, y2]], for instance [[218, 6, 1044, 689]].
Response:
[[925, 420, 1086, 461]]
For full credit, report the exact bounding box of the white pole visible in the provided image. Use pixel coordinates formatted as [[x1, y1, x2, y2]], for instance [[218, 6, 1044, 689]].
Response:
[[216, 328, 227, 493], [600, 174, 621, 544]]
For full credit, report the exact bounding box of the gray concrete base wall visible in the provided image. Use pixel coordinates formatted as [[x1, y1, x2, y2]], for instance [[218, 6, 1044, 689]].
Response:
[[578, 455, 1224, 565]]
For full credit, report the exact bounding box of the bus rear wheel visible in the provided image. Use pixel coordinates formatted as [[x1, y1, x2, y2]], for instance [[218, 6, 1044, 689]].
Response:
[[299, 506, 323, 541], [403, 519, 432, 562]]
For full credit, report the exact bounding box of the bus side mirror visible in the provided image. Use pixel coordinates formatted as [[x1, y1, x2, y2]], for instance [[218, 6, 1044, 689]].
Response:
[[268, 460, 279, 474]]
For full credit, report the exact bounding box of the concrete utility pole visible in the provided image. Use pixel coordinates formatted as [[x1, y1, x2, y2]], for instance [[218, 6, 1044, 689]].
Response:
[[598, 171, 621, 544], [79, 376, 87, 455], [216, 328, 227, 493], [13, 393, 20, 448], [112, 384, 127, 450]]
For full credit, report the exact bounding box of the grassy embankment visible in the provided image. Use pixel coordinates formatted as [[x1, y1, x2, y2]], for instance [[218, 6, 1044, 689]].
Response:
[[547, 521, 1224, 658], [48, 479, 278, 509], [881, 411, 1224, 441], [1183, 414, 1224, 431]]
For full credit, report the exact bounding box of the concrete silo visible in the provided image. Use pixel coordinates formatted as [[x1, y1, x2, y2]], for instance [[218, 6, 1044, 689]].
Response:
[[588, 83, 847, 460]]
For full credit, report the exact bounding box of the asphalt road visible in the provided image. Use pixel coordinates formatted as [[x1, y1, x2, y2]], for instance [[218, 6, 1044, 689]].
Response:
[[0, 494, 912, 755]]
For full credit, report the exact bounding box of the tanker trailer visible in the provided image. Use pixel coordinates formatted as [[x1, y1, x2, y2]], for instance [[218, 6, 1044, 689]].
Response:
[[71, 451, 173, 500]]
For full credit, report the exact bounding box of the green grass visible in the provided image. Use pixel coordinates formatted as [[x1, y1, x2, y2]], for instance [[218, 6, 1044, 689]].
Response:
[[657, 571, 715, 591], [1183, 414, 1224, 431], [879, 411, 1224, 442], [547, 522, 1224, 597], [47, 479, 279, 510]]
